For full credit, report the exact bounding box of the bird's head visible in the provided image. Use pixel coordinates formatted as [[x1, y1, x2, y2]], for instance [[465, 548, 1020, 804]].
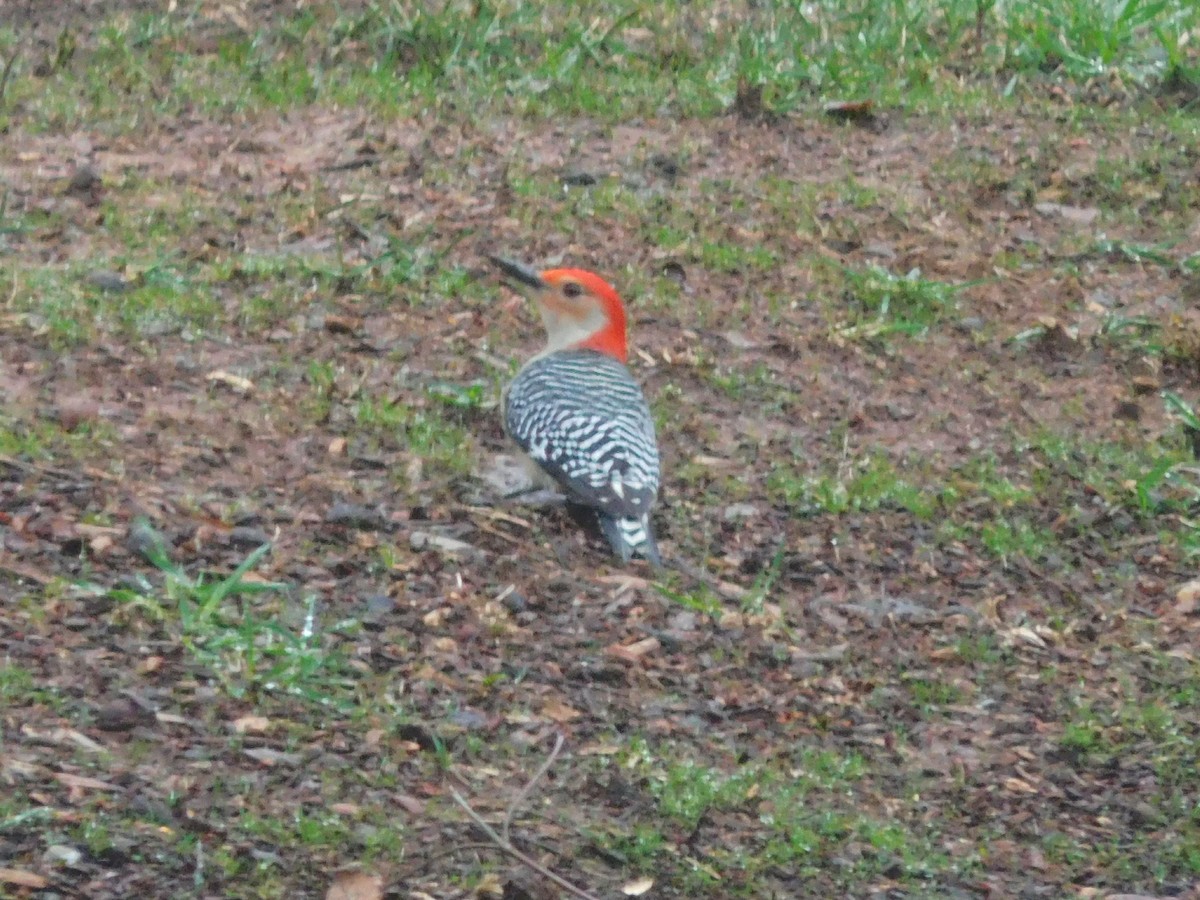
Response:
[[489, 255, 628, 363]]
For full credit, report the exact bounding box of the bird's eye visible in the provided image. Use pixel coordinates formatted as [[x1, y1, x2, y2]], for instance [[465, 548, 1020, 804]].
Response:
[[562, 282, 583, 298]]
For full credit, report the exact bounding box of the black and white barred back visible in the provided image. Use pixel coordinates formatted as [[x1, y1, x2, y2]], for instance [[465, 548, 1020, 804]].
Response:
[[505, 349, 661, 564]]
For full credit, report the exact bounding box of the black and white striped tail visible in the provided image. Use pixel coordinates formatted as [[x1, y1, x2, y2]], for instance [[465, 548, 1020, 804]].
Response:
[[599, 513, 662, 567]]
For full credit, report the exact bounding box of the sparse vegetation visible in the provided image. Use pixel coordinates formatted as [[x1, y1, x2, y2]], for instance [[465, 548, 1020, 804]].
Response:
[[2, 0, 1200, 897]]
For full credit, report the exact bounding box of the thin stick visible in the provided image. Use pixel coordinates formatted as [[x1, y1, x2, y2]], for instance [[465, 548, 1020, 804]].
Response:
[[502, 732, 564, 845], [447, 787, 601, 900], [0, 50, 17, 108], [663, 555, 747, 601]]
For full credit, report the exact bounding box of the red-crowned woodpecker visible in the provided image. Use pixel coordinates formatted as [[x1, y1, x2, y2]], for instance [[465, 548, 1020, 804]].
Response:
[[490, 256, 661, 566]]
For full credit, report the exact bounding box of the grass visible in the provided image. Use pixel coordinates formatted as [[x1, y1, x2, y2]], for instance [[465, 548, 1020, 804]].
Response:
[[602, 739, 961, 890], [834, 265, 968, 340], [4, 1, 1200, 897], [768, 448, 937, 519], [4, 0, 1197, 136], [760, 420, 1200, 567], [103, 522, 358, 707]]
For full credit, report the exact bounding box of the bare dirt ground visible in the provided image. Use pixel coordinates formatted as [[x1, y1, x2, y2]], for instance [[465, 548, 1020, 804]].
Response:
[[3, 15, 1200, 899]]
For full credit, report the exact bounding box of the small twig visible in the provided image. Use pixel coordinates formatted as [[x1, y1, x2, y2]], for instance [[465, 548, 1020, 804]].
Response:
[[420, 841, 499, 866], [0, 49, 17, 109], [448, 788, 600, 900], [465, 505, 533, 529], [469, 518, 524, 545], [448, 735, 597, 900], [502, 732, 564, 845], [663, 555, 747, 601]]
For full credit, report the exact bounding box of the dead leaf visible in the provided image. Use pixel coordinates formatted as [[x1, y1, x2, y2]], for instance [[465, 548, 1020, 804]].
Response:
[[1001, 626, 1047, 649], [578, 742, 622, 756], [395, 794, 426, 815], [473, 871, 504, 897], [231, 715, 271, 734], [691, 454, 735, 468], [243, 748, 302, 766], [136, 655, 165, 675], [1174, 580, 1200, 616], [23, 727, 106, 753], [541, 698, 582, 723], [606, 636, 660, 664], [325, 870, 383, 900], [823, 99, 876, 123], [720, 330, 759, 349], [205, 370, 255, 395], [1004, 776, 1038, 794], [324, 314, 362, 335], [622, 875, 655, 896], [1033, 202, 1099, 225], [55, 772, 120, 791], [0, 869, 48, 889]]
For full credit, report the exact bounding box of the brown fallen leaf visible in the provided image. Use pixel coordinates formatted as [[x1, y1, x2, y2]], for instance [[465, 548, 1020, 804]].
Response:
[[720, 330, 759, 349], [56, 396, 101, 430], [823, 99, 876, 123], [473, 871, 504, 897], [621, 875, 655, 896], [231, 715, 271, 734], [205, 370, 255, 395], [243, 748, 302, 766], [324, 314, 362, 335], [325, 870, 383, 900], [606, 636, 661, 665], [1174, 579, 1200, 616], [136, 655, 165, 675], [541, 697, 582, 723], [55, 772, 120, 791], [1004, 776, 1038, 794], [0, 869, 48, 889], [394, 794, 426, 815], [1033, 201, 1099, 225], [23, 727, 106, 753]]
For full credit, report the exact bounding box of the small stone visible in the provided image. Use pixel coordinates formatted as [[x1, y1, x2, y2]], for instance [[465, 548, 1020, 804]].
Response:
[[649, 154, 681, 179], [409, 530, 483, 559], [325, 502, 386, 530], [56, 397, 100, 430], [501, 591, 528, 613], [661, 260, 686, 284], [723, 502, 759, 521], [561, 170, 598, 187], [66, 165, 101, 195], [363, 594, 395, 617], [323, 315, 361, 335], [127, 519, 169, 563], [957, 316, 986, 332], [1131, 374, 1160, 395], [476, 455, 534, 497], [85, 270, 131, 293], [94, 699, 154, 732], [449, 708, 489, 730], [1114, 400, 1141, 422], [228, 526, 272, 549], [45, 844, 84, 867]]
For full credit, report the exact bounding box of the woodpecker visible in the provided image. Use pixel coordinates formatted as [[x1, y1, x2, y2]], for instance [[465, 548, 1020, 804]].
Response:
[[490, 255, 662, 566]]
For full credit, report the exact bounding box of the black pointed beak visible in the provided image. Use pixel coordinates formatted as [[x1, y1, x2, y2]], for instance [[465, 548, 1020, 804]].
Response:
[[488, 255, 546, 291]]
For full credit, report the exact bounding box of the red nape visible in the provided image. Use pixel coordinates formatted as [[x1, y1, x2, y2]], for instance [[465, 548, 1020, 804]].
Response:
[[574, 325, 628, 362], [542, 267, 629, 363]]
